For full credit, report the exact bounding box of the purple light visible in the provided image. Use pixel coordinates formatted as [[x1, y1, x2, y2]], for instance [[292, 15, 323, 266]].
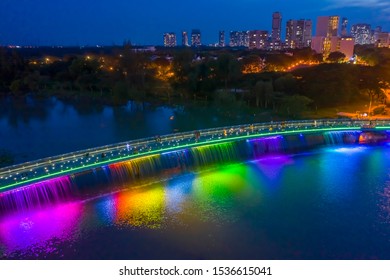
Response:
[[0, 176, 74, 213], [246, 136, 283, 143], [0, 202, 82, 254], [254, 155, 294, 179]]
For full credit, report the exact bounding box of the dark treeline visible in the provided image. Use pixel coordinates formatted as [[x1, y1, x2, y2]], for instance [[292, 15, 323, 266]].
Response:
[[0, 149, 13, 168], [1, 44, 389, 117]]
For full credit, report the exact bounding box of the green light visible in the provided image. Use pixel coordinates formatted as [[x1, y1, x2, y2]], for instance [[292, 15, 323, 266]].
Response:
[[0, 126, 377, 192]]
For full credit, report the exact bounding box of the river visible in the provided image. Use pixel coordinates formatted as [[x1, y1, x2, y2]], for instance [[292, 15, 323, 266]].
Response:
[[0, 96, 270, 165]]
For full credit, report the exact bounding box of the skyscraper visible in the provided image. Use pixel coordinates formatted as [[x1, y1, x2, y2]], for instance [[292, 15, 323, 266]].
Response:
[[339, 37, 355, 58], [376, 32, 390, 48], [373, 26, 382, 44], [285, 19, 312, 49], [191, 29, 201, 47], [249, 30, 268, 49], [163, 32, 176, 47], [312, 16, 340, 56], [219, 31, 225, 47], [316, 16, 339, 37], [229, 31, 249, 47], [182, 31, 189, 47], [341, 17, 348, 36], [312, 15, 354, 59], [351, 24, 372, 45], [271, 12, 282, 50]]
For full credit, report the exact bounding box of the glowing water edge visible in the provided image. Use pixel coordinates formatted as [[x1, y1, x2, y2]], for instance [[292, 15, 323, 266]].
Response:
[[1, 144, 390, 259]]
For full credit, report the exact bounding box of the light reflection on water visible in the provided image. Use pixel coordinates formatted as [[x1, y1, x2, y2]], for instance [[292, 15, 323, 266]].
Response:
[[0, 202, 82, 258], [1, 145, 390, 259]]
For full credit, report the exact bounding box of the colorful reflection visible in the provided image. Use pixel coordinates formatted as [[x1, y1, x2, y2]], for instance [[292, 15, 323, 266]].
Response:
[[328, 146, 367, 154], [0, 202, 82, 256], [95, 184, 166, 229], [188, 164, 263, 223], [1, 144, 390, 259], [317, 146, 367, 202], [253, 155, 294, 180], [359, 132, 388, 144], [165, 174, 195, 214]]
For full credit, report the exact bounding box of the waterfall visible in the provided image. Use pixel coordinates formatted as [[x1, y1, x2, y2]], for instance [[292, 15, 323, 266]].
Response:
[[324, 131, 360, 145], [0, 176, 74, 214], [0, 130, 369, 214]]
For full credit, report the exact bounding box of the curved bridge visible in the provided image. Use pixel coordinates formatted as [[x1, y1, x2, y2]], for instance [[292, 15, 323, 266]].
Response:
[[1, 119, 390, 193]]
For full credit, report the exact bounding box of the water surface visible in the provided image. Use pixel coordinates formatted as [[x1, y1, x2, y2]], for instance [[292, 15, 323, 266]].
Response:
[[1, 145, 389, 259], [0, 96, 267, 164]]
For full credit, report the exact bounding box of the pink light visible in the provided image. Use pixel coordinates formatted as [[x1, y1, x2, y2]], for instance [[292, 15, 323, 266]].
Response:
[[0, 202, 82, 254]]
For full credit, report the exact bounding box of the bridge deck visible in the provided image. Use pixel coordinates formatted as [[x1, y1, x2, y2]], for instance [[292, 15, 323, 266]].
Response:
[[1, 119, 389, 192]]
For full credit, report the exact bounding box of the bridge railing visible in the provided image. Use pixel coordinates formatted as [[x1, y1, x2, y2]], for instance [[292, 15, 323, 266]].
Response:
[[1, 118, 389, 191]]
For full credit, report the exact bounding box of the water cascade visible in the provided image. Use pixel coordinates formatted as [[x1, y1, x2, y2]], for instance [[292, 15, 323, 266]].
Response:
[[0, 176, 74, 214], [323, 131, 360, 145], [0, 130, 369, 214]]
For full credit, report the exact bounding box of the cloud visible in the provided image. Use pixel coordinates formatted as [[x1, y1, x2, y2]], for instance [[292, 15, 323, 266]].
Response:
[[324, 0, 390, 20], [325, 0, 390, 9]]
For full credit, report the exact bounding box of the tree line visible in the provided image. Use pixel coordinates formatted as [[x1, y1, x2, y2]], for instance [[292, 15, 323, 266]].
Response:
[[0, 45, 389, 117]]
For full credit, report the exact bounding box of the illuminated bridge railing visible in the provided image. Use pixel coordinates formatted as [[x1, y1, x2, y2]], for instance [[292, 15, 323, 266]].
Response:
[[1, 118, 390, 192]]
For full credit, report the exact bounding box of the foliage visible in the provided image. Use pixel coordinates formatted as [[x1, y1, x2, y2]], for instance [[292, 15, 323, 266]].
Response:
[[0, 150, 14, 168], [0, 45, 389, 118], [327, 51, 346, 63], [279, 95, 313, 117]]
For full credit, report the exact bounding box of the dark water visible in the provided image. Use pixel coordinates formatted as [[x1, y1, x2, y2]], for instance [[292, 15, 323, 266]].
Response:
[[0, 96, 267, 165], [1, 145, 390, 260]]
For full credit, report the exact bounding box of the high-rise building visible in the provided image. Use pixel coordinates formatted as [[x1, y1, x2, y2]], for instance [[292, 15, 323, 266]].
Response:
[[312, 34, 355, 59], [271, 12, 282, 50], [163, 32, 176, 47], [341, 17, 348, 36], [351, 24, 372, 45], [182, 31, 189, 47], [312, 16, 340, 56], [316, 16, 339, 37], [376, 32, 390, 48], [249, 30, 268, 49], [191, 29, 201, 47], [285, 19, 312, 49], [229, 31, 249, 47], [373, 26, 383, 44], [219, 31, 225, 47], [339, 37, 355, 58]]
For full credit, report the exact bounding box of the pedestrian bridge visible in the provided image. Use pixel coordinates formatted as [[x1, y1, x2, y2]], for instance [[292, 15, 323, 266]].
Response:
[[1, 119, 389, 193]]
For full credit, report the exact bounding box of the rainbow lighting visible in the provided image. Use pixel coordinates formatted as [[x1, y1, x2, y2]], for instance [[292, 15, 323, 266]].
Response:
[[0, 119, 389, 193]]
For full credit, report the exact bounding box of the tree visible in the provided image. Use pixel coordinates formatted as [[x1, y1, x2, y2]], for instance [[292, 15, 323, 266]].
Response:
[[0, 149, 13, 168], [171, 49, 194, 84], [216, 53, 241, 89], [274, 74, 297, 95], [354, 45, 380, 66], [252, 80, 265, 108], [242, 55, 265, 74], [358, 66, 386, 114], [293, 64, 360, 108], [327, 51, 346, 63], [280, 95, 313, 117], [251, 79, 273, 108], [68, 57, 101, 93]]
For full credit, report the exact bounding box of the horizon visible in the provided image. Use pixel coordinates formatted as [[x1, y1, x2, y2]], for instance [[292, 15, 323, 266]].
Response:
[[1, 0, 389, 46]]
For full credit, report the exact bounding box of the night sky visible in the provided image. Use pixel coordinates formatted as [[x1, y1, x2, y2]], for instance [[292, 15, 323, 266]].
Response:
[[1, 0, 389, 46]]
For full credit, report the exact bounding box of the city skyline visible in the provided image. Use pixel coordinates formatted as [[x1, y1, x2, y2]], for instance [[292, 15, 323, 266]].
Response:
[[0, 0, 389, 46]]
